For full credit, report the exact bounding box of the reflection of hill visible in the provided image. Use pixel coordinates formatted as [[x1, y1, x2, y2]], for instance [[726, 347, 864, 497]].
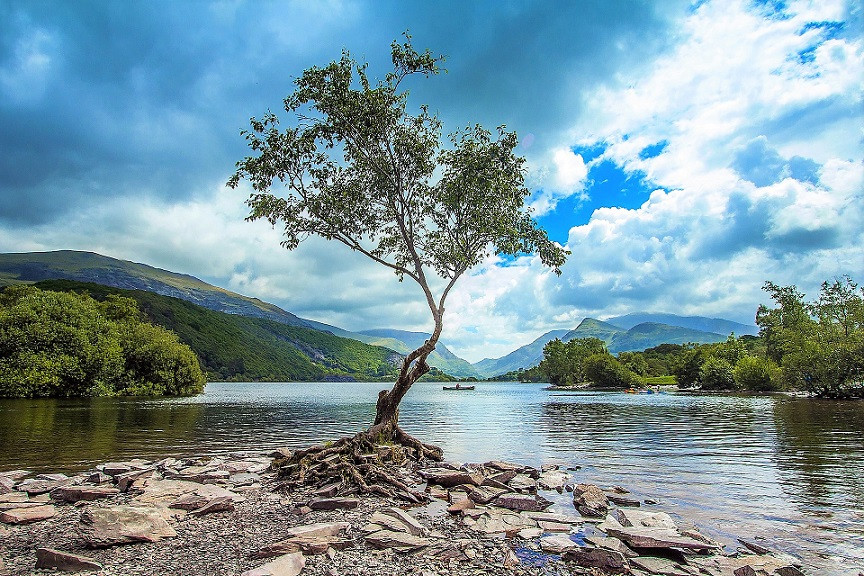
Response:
[[771, 399, 864, 509]]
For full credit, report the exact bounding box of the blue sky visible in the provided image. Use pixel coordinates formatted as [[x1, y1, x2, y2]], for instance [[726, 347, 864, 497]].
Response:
[[0, 0, 861, 362]]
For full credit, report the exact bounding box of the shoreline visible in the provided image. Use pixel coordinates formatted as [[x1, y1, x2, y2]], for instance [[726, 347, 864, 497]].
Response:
[[0, 449, 811, 576]]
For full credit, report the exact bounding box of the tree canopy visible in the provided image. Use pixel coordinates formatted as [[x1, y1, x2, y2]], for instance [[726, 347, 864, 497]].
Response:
[[0, 286, 205, 398], [229, 37, 567, 428]]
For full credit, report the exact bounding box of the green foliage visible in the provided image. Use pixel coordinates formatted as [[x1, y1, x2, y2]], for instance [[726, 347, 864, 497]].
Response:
[[733, 355, 781, 392], [699, 356, 737, 390], [35, 280, 403, 383], [538, 337, 607, 385], [583, 353, 641, 388], [0, 286, 204, 398], [617, 351, 649, 376], [671, 346, 705, 388]]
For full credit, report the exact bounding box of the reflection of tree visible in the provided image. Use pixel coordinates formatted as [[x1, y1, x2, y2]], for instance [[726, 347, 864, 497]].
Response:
[[0, 397, 204, 473], [772, 398, 864, 509]]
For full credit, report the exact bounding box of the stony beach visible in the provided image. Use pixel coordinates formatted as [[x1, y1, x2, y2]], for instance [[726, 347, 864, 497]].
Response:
[[0, 449, 813, 576]]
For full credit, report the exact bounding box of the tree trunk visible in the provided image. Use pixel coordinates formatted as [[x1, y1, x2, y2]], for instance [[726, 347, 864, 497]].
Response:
[[372, 315, 442, 429]]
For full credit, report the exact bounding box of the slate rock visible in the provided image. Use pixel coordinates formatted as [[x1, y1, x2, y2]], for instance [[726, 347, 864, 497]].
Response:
[[468, 486, 508, 505], [615, 508, 677, 529], [79, 505, 177, 547], [365, 529, 430, 552], [35, 547, 103, 572], [242, 552, 305, 576], [604, 525, 718, 552], [494, 493, 551, 512], [52, 485, 120, 502], [377, 507, 427, 536], [0, 504, 56, 524], [562, 547, 629, 570], [572, 483, 608, 518], [540, 534, 578, 553], [308, 497, 359, 511], [419, 468, 480, 488], [190, 495, 234, 515]]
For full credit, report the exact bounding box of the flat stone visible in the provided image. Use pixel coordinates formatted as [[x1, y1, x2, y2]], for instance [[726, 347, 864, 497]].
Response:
[[0, 492, 29, 503], [524, 511, 581, 524], [607, 493, 641, 507], [284, 521, 351, 539], [420, 468, 480, 488], [468, 486, 509, 504], [563, 547, 629, 570], [35, 547, 103, 572], [17, 479, 69, 496], [615, 508, 677, 529], [190, 495, 234, 515], [487, 470, 517, 484], [630, 556, 692, 576], [474, 508, 537, 535], [737, 538, 772, 555], [484, 460, 524, 472], [428, 485, 448, 500], [583, 535, 638, 558], [101, 463, 132, 476], [168, 493, 210, 511], [0, 500, 43, 511], [539, 470, 571, 491], [538, 520, 572, 533], [308, 497, 359, 511], [0, 504, 56, 524], [493, 493, 551, 512], [508, 473, 538, 492], [688, 553, 805, 576], [313, 482, 341, 497], [241, 552, 305, 576], [0, 476, 15, 493], [517, 527, 543, 539], [604, 525, 719, 552], [0, 469, 31, 480], [573, 483, 608, 518], [447, 498, 475, 513], [51, 485, 120, 502], [79, 505, 177, 547], [540, 534, 578, 553], [88, 472, 113, 485], [116, 468, 157, 491], [377, 507, 427, 536], [365, 529, 430, 552]]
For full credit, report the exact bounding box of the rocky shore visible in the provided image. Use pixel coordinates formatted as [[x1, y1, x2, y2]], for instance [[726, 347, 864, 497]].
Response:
[[0, 450, 810, 576]]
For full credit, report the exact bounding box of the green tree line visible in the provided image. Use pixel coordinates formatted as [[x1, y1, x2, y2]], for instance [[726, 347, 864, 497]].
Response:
[[526, 276, 863, 397], [0, 286, 205, 398]]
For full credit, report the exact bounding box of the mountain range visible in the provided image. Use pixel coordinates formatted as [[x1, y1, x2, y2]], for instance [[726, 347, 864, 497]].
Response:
[[0, 250, 757, 379]]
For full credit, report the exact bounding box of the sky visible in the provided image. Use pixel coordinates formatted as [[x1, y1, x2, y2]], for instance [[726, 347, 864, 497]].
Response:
[[0, 0, 861, 363]]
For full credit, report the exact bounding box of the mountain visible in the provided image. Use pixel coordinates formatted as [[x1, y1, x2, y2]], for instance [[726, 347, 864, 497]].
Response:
[[0, 250, 311, 328], [357, 329, 480, 379], [31, 280, 402, 382], [605, 312, 758, 336], [0, 250, 478, 377], [473, 317, 729, 378], [473, 329, 569, 379]]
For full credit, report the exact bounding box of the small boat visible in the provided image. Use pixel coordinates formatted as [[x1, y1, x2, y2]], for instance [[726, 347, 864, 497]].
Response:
[[443, 384, 475, 391]]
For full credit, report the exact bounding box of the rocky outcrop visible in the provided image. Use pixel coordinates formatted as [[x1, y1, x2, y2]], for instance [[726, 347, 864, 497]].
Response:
[[572, 483, 608, 517]]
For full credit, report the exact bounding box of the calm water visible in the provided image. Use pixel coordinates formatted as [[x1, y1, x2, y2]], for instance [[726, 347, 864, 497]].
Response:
[[1, 382, 862, 575]]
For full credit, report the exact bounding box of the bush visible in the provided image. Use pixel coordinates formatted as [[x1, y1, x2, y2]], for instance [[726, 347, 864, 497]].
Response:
[[584, 353, 641, 388], [0, 286, 204, 398], [733, 355, 781, 391], [699, 357, 737, 390]]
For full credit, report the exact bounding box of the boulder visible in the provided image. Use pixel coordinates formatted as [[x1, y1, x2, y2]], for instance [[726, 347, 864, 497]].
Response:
[[572, 483, 608, 518], [51, 485, 120, 502], [365, 529, 430, 552], [540, 534, 578, 553], [79, 505, 177, 547], [562, 547, 629, 570], [35, 548, 103, 572], [493, 493, 551, 512], [307, 497, 359, 511], [0, 504, 56, 524], [242, 552, 305, 576]]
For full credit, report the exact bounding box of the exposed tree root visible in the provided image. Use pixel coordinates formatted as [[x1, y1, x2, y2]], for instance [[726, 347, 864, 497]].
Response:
[[272, 425, 443, 503]]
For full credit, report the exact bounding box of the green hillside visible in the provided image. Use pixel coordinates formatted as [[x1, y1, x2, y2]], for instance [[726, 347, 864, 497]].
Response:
[[34, 280, 402, 382]]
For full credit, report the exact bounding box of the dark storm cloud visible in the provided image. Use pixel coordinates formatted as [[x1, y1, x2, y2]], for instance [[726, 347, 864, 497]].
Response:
[[0, 0, 686, 226]]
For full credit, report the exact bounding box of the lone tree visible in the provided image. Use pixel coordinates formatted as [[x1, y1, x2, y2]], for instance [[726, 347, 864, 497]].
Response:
[[229, 38, 567, 496]]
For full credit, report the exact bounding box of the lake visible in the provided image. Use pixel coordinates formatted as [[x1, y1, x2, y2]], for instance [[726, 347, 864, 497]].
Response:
[[1, 382, 862, 575]]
